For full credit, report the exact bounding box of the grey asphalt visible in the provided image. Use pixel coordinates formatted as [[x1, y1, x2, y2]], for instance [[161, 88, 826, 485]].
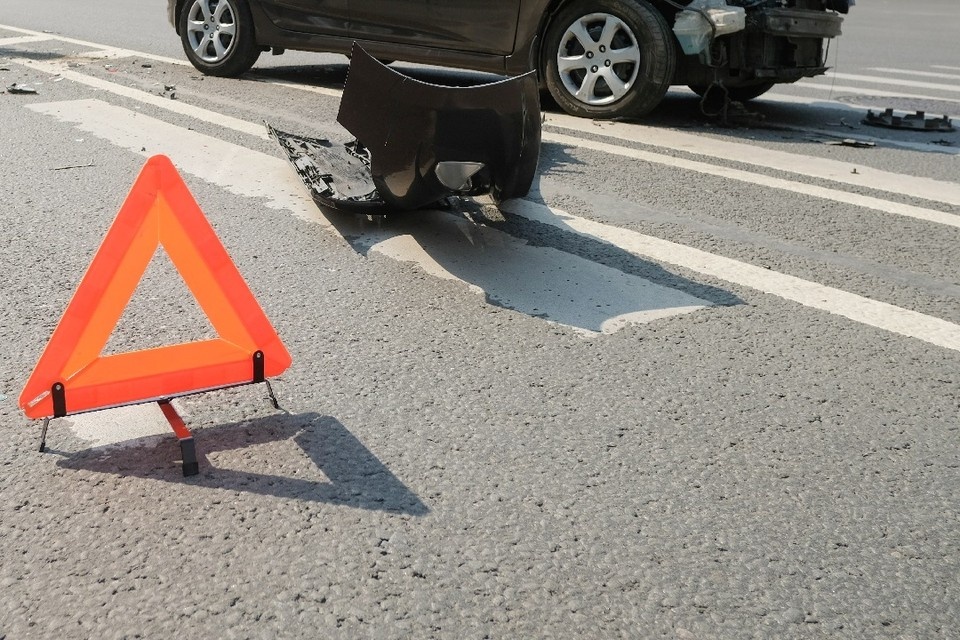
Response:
[[1, 3, 959, 638]]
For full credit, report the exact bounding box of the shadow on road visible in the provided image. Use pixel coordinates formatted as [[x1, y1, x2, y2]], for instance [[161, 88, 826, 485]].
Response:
[[57, 411, 430, 516]]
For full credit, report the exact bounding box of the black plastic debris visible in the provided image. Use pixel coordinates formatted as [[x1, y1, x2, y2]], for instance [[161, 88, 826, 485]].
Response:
[[6, 83, 38, 94], [272, 44, 541, 213], [824, 138, 875, 148], [268, 124, 383, 213], [863, 109, 954, 133]]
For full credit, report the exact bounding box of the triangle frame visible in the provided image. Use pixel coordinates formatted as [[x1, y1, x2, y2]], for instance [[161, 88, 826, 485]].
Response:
[[20, 155, 292, 419]]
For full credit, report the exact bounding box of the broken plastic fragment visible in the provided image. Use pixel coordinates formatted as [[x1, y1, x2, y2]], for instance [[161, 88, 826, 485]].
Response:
[[272, 44, 541, 213], [6, 83, 38, 94], [863, 109, 954, 133]]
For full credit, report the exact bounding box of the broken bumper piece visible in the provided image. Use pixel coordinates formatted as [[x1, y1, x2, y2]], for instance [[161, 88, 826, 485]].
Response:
[[270, 44, 541, 214]]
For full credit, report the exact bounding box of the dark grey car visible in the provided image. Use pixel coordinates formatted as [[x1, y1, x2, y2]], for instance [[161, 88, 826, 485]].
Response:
[[167, 0, 853, 119]]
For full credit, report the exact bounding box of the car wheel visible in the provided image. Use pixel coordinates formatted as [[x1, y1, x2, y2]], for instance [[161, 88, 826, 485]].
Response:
[[689, 81, 776, 103], [179, 0, 261, 77], [543, 0, 675, 119]]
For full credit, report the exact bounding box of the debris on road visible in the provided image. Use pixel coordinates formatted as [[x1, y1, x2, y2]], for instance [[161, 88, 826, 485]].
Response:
[[273, 44, 541, 213], [824, 138, 876, 148], [6, 83, 38, 94], [52, 163, 96, 171], [863, 108, 954, 132]]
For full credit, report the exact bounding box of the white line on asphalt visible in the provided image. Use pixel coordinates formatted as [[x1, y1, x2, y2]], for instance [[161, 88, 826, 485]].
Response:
[[8, 21, 958, 203], [9, 56, 270, 140], [826, 72, 960, 94], [541, 131, 960, 229], [870, 67, 960, 82], [249, 76, 343, 100], [792, 80, 960, 108], [23, 51, 957, 224], [27, 99, 711, 336], [544, 112, 960, 207], [0, 35, 50, 46], [25, 99, 960, 353], [502, 199, 960, 353], [933, 65, 960, 72], [0, 23, 186, 66]]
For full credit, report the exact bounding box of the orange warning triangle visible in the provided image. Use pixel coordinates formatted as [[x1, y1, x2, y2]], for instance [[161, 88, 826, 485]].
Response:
[[19, 155, 292, 420]]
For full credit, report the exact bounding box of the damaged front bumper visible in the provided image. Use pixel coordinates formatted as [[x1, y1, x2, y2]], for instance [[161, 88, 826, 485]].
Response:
[[271, 45, 541, 214]]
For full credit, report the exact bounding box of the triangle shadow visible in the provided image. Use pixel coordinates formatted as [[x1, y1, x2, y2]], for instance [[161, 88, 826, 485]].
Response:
[[56, 411, 429, 516]]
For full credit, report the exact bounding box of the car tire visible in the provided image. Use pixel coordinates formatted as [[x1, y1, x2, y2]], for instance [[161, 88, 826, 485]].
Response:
[[179, 0, 261, 77], [543, 0, 676, 119], [689, 81, 776, 103]]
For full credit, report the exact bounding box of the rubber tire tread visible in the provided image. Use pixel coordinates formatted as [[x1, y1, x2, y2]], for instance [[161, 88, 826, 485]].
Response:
[[543, 0, 676, 119], [179, 0, 261, 77]]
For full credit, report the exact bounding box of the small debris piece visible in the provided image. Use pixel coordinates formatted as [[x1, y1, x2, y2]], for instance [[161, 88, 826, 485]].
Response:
[[141, 63, 153, 68], [863, 108, 954, 132], [52, 163, 95, 171], [825, 138, 876, 148], [164, 84, 176, 92], [931, 139, 954, 147], [6, 83, 38, 94], [826, 118, 855, 129]]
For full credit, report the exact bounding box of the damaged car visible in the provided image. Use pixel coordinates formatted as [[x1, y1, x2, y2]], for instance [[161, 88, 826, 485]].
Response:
[[168, 0, 853, 119]]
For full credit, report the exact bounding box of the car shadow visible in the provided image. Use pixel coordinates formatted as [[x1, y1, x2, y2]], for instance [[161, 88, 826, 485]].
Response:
[[55, 411, 430, 515], [251, 63, 956, 155]]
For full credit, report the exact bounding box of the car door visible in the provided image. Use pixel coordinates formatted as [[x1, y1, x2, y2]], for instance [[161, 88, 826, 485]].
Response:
[[260, 0, 351, 37], [349, 0, 523, 55]]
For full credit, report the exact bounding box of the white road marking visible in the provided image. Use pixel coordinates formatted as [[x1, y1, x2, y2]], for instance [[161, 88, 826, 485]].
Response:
[[791, 80, 960, 109], [542, 131, 960, 229], [25, 99, 960, 354], [0, 23, 186, 66], [23, 53, 957, 226], [503, 199, 960, 353], [933, 65, 960, 72], [0, 35, 50, 46], [827, 71, 960, 94], [27, 99, 711, 337], [66, 403, 173, 448], [10, 56, 270, 140], [545, 112, 960, 207], [870, 67, 960, 82]]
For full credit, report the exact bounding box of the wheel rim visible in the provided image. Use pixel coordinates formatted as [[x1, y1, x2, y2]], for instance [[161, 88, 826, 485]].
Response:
[[185, 0, 238, 63], [556, 13, 641, 107]]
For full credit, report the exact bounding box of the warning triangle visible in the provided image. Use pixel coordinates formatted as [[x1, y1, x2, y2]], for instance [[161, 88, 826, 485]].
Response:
[[19, 155, 292, 419]]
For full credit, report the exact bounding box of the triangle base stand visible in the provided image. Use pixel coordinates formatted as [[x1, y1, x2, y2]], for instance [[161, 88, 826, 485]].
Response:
[[37, 378, 282, 477]]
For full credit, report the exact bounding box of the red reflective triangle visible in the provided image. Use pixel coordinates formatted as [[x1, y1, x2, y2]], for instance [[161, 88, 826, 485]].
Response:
[[19, 155, 292, 419]]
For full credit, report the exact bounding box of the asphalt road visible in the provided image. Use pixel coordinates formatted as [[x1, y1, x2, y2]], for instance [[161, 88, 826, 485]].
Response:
[[1, 2, 959, 638]]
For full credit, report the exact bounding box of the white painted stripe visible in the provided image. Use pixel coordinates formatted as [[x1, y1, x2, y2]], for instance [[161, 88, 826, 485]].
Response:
[[542, 131, 960, 229], [0, 23, 186, 66], [27, 99, 960, 352], [544, 112, 960, 206], [933, 65, 960, 72], [27, 99, 710, 335], [794, 80, 960, 108], [502, 199, 960, 353], [10, 57, 269, 140], [74, 47, 138, 60], [249, 76, 343, 99], [870, 67, 960, 82], [15, 47, 958, 221], [827, 71, 960, 94], [0, 35, 50, 46], [17, 54, 957, 227]]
